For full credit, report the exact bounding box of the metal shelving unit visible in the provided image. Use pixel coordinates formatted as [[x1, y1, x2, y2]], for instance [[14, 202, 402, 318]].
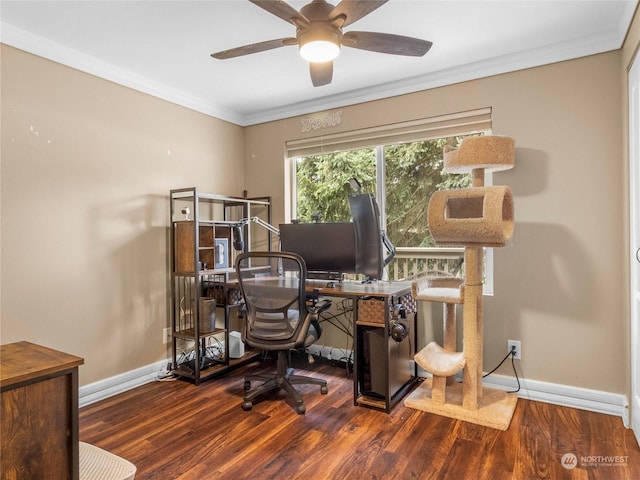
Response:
[[169, 187, 271, 384]]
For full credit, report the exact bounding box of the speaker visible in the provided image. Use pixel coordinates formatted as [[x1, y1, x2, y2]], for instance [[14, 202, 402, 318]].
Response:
[[229, 331, 244, 359]]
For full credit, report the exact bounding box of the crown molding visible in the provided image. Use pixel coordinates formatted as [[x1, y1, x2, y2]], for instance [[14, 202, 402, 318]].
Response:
[[243, 30, 624, 125], [0, 23, 245, 125]]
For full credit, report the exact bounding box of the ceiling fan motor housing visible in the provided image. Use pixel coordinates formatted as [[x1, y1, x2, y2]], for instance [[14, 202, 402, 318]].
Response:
[[299, 0, 337, 21]]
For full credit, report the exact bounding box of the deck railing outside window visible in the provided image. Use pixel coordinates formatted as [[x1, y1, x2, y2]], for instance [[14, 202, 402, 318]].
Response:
[[387, 247, 465, 281]]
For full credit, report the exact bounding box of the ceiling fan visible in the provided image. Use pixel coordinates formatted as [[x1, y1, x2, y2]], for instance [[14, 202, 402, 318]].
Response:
[[211, 0, 433, 87]]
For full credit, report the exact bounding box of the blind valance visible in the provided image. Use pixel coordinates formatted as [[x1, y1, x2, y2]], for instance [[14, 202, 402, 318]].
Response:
[[285, 107, 492, 158]]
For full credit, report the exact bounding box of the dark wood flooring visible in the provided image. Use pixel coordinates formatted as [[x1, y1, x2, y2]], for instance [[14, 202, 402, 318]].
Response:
[[79, 359, 640, 479]]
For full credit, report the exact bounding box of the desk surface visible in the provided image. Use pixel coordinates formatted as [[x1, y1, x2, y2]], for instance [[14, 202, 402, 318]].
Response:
[[306, 280, 412, 298], [239, 276, 412, 299]]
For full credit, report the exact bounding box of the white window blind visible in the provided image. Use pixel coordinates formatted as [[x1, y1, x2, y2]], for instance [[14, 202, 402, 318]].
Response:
[[285, 107, 492, 158]]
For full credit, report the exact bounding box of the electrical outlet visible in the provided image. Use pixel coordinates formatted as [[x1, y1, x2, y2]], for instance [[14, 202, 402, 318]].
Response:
[[507, 339, 521, 360], [163, 328, 171, 344]]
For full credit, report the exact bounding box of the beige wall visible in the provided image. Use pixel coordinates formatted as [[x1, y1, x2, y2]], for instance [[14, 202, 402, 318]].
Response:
[[245, 51, 628, 394], [0, 45, 246, 385]]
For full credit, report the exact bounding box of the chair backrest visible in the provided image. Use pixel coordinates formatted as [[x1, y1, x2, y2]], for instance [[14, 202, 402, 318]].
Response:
[[235, 251, 312, 351]]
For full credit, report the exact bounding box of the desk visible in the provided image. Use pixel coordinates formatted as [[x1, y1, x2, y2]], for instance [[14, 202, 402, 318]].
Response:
[[306, 280, 418, 412], [221, 275, 417, 412], [1, 341, 84, 480]]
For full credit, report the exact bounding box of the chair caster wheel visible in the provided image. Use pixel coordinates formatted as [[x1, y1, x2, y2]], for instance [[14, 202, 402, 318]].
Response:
[[320, 385, 328, 395], [242, 400, 253, 411], [244, 380, 251, 391], [296, 404, 306, 414]]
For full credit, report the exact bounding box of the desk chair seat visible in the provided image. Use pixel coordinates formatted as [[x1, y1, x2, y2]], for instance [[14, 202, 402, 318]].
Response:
[[236, 251, 331, 414]]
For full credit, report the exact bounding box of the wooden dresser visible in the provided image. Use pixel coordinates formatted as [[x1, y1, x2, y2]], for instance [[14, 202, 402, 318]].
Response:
[[1, 341, 84, 480]]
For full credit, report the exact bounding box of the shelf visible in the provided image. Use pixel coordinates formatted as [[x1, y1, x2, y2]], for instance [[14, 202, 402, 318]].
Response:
[[173, 327, 226, 340], [356, 321, 386, 328], [173, 361, 226, 380], [229, 348, 262, 366], [197, 220, 241, 226], [356, 395, 387, 410], [172, 268, 236, 277], [173, 348, 262, 381], [170, 190, 270, 206], [200, 267, 236, 275]]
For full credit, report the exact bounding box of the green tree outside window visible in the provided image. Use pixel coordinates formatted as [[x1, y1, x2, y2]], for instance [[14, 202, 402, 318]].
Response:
[[295, 135, 477, 248]]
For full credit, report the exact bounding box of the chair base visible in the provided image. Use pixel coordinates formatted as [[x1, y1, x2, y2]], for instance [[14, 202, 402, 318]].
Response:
[[243, 351, 328, 414]]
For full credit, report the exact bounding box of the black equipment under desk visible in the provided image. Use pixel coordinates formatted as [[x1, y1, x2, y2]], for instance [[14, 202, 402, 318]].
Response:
[[306, 280, 418, 413]]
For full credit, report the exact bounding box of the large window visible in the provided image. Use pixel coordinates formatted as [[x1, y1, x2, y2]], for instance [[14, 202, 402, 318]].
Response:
[[293, 137, 476, 247], [286, 108, 493, 284]]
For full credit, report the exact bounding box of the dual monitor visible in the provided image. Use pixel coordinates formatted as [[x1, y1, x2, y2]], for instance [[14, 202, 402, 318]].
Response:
[[279, 193, 391, 281]]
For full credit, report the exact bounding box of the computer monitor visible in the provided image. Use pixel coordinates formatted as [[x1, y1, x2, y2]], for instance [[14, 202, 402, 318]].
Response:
[[279, 223, 357, 280], [279, 193, 393, 281], [348, 193, 385, 281]]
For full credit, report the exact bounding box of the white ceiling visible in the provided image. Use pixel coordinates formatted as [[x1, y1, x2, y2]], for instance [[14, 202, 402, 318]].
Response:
[[1, 0, 637, 126]]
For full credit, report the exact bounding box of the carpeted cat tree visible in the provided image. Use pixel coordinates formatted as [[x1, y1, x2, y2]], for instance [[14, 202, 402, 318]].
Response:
[[404, 135, 517, 430]]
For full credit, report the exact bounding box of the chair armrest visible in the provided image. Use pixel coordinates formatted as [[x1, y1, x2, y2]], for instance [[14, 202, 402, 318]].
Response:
[[306, 288, 332, 315], [308, 299, 332, 315]]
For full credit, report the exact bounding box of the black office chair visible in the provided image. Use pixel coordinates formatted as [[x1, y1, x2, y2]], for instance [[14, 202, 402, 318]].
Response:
[[235, 251, 331, 414]]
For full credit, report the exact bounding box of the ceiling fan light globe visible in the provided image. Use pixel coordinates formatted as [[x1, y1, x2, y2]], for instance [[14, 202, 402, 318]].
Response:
[[300, 40, 340, 62], [298, 26, 342, 62]]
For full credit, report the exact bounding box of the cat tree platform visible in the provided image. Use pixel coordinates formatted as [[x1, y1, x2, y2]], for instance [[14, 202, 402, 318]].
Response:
[[404, 379, 518, 431]]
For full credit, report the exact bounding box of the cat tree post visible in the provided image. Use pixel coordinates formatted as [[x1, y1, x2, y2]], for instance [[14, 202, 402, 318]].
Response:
[[462, 245, 483, 410], [462, 167, 486, 410], [443, 303, 458, 388]]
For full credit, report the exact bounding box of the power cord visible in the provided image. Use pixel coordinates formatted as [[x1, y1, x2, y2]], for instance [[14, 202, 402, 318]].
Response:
[[318, 306, 354, 374], [156, 363, 177, 382], [320, 308, 354, 338], [483, 347, 521, 393]]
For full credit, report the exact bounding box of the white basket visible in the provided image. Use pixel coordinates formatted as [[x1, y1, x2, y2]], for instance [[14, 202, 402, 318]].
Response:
[[79, 442, 136, 480]]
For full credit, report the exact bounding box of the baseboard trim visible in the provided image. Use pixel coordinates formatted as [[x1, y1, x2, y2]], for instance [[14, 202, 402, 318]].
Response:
[[411, 363, 630, 427], [78, 353, 630, 429], [481, 373, 630, 427], [79, 360, 166, 408]]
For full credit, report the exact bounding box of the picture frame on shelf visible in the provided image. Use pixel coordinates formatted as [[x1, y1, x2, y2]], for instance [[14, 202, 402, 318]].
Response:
[[214, 238, 229, 269]]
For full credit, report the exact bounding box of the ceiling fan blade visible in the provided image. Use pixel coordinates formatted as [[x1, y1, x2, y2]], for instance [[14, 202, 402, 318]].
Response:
[[342, 31, 432, 57], [329, 0, 388, 27], [211, 38, 296, 59], [310, 61, 333, 87], [250, 0, 309, 26]]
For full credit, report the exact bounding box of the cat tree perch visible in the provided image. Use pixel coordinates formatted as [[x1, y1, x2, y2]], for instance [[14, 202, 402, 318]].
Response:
[[404, 136, 516, 430]]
